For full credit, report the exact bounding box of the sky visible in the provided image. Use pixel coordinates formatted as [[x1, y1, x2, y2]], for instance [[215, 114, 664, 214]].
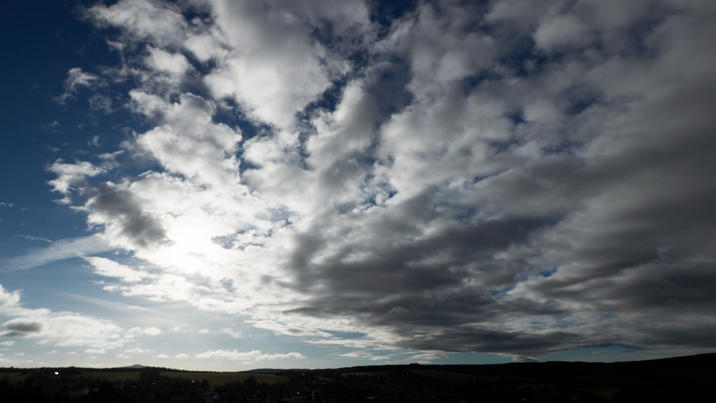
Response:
[[1, 0, 716, 371]]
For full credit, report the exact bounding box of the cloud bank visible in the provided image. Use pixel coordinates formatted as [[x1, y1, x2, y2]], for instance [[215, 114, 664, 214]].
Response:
[[0, 284, 126, 350], [43, 0, 716, 359]]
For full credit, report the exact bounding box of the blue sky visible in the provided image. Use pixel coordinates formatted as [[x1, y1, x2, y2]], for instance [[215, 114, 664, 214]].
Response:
[[2, 0, 716, 370]]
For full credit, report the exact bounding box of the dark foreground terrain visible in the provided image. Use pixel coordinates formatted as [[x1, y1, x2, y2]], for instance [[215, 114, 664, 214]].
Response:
[[1, 353, 713, 402]]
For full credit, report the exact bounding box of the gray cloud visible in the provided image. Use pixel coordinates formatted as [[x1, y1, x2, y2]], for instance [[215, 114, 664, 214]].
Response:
[[86, 183, 168, 248], [49, 0, 716, 359], [275, 0, 716, 356], [1, 321, 42, 337]]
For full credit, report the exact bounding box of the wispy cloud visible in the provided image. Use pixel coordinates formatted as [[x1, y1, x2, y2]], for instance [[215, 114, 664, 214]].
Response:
[[55, 67, 101, 104], [2, 235, 112, 271]]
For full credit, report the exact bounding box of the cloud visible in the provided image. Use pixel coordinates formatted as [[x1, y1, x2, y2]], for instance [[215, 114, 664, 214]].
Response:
[[15, 234, 53, 243], [89, 94, 113, 113], [0, 284, 128, 350], [56, 67, 100, 104], [220, 328, 242, 339], [128, 326, 162, 336], [2, 235, 112, 271], [84, 256, 147, 283], [144, 327, 162, 336], [85, 183, 169, 249], [338, 351, 391, 361], [534, 13, 591, 51], [1, 320, 42, 337], [196, 349, 305, 364], [86, 0, 188, 48], [48, 160, 105, 204], [204, 0, 336, 128], [145, 46, 191, 76], [86, 348, 106, 355], [131, 92, 242, 187], [408, 352, 446, 362], [0, 285, 21, 309], [42, 0, 716, 360]]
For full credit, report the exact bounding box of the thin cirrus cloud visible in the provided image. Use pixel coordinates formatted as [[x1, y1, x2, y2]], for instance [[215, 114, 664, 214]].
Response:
[[23, 0, 716, 363]]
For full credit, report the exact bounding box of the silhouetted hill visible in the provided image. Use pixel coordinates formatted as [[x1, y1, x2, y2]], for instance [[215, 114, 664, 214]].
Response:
[[1, 353, 715, 402]]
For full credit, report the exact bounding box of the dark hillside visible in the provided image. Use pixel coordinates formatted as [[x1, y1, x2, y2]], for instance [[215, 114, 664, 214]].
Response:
[[1, 353, 713, 402]]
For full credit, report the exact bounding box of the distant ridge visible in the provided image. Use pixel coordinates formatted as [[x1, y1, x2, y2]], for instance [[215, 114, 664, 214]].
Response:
[[115, 364, 148, 369], [3, 352, 715, 372], [243, 352, 716, 373]]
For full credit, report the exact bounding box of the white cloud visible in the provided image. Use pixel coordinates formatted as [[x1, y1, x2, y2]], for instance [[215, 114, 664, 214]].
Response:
[[0, 284, 127, 351], [84, 256, 147, 283], [183, 33, 227, 62], [128, 326, 162, 336], [48, 160, 105, 204], [143, 326, 162, 336], [3, 235, 112, 271], [204, 0, 346, 128], [56, 68, 100, 104], [145, 46, 191, 76], [221, 328, 243, 339], [196, 349, 304, 364], [134, 93, 242, 187], [0, 285, 21, 309], [175, 353, 188, 359], [86, 348, 106, 355], [407, 352, 446, 362], [338, 351, 391, 361], [87, 0, 188, 47]]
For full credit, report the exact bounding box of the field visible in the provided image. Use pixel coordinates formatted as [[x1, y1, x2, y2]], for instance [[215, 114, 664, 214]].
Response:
[[0, 372, 24, 384], [159, 370, 288, 386]]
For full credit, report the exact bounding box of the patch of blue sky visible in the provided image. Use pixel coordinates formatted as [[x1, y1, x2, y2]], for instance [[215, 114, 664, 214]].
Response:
[[0, 258, 106, 311], [369, 0, 419, 38], [321, 330, 367, 340], [497, 37, 547, 78], [490, 284, 515, 299], [538, 267, 557, 278]]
